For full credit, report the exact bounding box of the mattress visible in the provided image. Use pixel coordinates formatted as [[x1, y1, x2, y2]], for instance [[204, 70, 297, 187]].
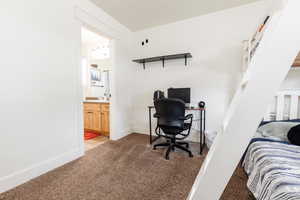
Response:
[[243, 138, 300, 200]]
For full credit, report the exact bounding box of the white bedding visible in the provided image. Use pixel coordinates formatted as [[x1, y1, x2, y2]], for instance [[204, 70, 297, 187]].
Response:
[[243, 139, 300, 200], [255, 121, 300, 142]]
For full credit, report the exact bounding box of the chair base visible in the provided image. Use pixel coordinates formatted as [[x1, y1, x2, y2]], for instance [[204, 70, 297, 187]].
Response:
[[153, 140, 193, 160]]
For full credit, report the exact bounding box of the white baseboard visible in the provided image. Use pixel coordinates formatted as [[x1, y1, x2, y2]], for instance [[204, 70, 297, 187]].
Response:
[[0, 148, 83, 193], [110, 128, 132, 141]]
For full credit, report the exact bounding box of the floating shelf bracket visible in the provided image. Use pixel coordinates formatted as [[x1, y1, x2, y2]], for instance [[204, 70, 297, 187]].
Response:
[[132, 53, 192, 69]]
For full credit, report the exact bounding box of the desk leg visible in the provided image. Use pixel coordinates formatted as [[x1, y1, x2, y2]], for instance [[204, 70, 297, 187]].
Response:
[[200, 109, 206, 155], [204, 110, 206, 150], [200, 110, 202, 155], [149, 107, 152, 144]]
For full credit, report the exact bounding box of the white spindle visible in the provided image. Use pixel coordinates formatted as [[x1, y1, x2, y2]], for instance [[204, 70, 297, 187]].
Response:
[[276, 94, 284, 120], [264, 90, 300, 121], [290, 95, 299, 119]]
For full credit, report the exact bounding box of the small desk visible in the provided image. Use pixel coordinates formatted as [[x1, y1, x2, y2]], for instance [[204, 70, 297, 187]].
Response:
[[148, 106, 206, 154]]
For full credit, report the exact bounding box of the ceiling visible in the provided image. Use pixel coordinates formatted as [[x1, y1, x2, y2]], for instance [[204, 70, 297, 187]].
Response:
[[81, 27, 110, 45], [91, 0, 260, 31]]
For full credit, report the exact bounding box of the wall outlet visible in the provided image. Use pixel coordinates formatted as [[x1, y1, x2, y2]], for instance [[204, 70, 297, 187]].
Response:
[[141, 39, 149, 46]]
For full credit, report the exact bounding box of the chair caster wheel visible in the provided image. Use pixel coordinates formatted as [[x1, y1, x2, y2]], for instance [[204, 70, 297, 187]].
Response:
[[189, 154, 193, 158], [153, 147, 156, 150]]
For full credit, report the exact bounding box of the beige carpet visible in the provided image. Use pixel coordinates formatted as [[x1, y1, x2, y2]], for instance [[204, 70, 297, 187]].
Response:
[[84, 135, 109, 151], [0, 133, 253, 200]]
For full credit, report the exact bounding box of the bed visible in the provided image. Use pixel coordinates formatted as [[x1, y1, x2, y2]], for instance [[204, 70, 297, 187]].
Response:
[[263, 90, 300, 121], [243, 134, 300, 200], [242, 90, 300, 200]]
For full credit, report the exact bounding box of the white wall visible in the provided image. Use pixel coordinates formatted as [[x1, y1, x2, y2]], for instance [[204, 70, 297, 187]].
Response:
[[281, 68, 300, 89], [130, 1, 269, 141], [0, 0, 133, 193], [81, 43, 112, 98]]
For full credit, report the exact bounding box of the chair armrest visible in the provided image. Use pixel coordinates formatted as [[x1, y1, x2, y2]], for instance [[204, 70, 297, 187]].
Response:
[[179, 114, 193, 120], [184, 114, 193, 120], [153, 113, 160, 118]]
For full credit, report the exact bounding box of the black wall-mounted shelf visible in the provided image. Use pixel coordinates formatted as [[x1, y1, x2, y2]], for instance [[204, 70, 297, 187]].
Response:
[[132, 53, 192, 69]]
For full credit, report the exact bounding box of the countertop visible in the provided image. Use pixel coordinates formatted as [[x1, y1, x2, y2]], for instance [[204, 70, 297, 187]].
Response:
[[83, 100, 110, 104]]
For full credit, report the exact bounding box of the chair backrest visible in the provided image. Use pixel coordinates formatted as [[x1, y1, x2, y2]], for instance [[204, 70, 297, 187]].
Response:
[[154, 98, 186, 129], [153, 90, 165, 102]]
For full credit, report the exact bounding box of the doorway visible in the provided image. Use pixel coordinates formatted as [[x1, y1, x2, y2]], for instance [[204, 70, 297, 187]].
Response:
[[81, 26, 112, 151]]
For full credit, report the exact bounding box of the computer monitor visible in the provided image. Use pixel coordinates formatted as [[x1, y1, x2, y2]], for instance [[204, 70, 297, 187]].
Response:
[[167, 88, 191, 103]]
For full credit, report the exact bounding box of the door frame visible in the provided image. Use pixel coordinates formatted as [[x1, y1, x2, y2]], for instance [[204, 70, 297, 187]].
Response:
[[75, 6, 121, 155]]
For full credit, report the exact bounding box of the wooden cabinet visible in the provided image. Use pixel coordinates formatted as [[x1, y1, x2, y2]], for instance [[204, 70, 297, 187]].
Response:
[[84, 111, 94, 130], [100, 104, 110, 136], [93, 111, 102, 132], [83, 102, 110, 136]]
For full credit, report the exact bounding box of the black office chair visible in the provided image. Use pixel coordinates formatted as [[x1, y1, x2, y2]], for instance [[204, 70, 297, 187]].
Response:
[[153, 98, 193, 160]]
